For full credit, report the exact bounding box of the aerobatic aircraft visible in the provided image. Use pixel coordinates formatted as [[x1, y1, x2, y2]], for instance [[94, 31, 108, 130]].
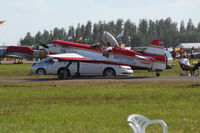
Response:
[[0, 46, 48, 64], [46, 31, 173, 78]]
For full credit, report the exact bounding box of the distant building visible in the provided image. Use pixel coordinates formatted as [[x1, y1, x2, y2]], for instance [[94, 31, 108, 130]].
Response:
[[176, 43, 200, 49]]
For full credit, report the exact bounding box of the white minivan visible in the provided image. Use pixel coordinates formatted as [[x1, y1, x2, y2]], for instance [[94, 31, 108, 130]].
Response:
[[30, 57, 133, 79]]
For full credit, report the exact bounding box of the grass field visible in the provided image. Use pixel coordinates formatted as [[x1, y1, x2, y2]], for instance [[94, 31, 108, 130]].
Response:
[[0, 61, 200, 133], [0, 59, 182, 78]]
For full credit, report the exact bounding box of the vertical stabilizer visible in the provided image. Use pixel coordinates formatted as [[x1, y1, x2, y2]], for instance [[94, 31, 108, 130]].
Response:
[[144, 40, 167, 71]]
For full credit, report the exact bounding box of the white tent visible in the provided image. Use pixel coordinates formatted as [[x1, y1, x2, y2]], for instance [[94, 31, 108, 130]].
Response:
[[176, 43, 200, 49]]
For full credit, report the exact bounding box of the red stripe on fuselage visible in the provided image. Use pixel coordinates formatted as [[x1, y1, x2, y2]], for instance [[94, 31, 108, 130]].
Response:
[[143, 53, 166, 62], [52, 40, 142, 57]]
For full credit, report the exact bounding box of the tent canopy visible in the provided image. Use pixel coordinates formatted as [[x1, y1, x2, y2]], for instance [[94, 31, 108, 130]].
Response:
[[176, 43, 200, 49]]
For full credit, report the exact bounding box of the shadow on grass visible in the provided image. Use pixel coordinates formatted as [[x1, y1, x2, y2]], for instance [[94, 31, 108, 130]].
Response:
[[187, 83, 200, 88], [21, 76, 153, 82]]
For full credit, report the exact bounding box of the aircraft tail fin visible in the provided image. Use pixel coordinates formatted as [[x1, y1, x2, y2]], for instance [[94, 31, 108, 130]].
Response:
[[144, 40, 166, 61], [143, 40, 167, 70]]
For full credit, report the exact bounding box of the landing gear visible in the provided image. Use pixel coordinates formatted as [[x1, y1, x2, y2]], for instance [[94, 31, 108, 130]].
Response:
[[74, 62, 81, 77], [57, 61, 81, 79], [57, 61, 72, 79]]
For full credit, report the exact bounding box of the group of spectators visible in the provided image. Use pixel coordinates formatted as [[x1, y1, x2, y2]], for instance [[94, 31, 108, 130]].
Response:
[[172, 47, 195, 59]]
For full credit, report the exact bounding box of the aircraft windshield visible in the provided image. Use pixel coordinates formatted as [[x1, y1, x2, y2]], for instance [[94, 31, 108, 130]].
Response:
[[101, 31, 119, 47]]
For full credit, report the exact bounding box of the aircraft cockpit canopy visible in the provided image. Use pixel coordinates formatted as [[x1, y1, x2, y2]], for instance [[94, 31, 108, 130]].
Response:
[[101, 31, 119, 47]]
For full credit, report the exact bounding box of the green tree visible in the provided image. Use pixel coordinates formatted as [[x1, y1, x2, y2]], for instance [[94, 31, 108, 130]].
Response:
[[84, 21, 92, 43], [93, 23, 99, 43], [138, 19, 148, 45], [20, 32, 35, 46], [147, 20, 156, 43], [197, 22, 200, 32], [186, 19, 195, 32], [67, 26, 75, 41], [123, 19, 137, 46], [180, 20, 185, 33], [75, 23, 82, 40], [35, 31, 42, 45]]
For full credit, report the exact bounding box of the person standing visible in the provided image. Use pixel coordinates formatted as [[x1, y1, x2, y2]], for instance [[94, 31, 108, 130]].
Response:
[[190, 47, 194, 59], [172, 48, 176, 59], [179, 47, 184, 58]]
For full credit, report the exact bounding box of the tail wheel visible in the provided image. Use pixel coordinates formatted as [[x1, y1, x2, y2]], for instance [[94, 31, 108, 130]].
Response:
[[58, 68, 71, 79], [103, 68, 116, 77], [36, 68, 46, 75], [156, 72, 160, 77]]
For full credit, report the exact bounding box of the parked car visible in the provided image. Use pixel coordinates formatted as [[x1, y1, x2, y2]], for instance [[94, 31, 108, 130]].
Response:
[[30, 57, 133, 79]]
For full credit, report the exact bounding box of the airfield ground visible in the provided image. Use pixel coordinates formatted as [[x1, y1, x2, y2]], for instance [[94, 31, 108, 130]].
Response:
[[0, 76, 200, 82], [0, 61, 200, 133]]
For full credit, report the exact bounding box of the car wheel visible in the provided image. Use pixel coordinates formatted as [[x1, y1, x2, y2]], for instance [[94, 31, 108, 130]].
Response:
[[58, 68, 71, 79], [36, 68, 46, 75], [103, 68, 116, 76]]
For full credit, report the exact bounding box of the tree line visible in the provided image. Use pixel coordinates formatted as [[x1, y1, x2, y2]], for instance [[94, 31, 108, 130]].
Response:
[[20, 17, 200, 48]]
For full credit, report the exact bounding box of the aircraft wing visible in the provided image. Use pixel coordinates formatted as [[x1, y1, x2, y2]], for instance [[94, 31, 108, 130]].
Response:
[[49, 53, 157, 66], [49, 53, 96, 62], [48, 53, 126, 65]]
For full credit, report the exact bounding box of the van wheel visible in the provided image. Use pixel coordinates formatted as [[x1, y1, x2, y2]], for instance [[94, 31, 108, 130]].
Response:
[[103, 68, 116, 76], [58, 68, 71, 79], [36, 68, 46, 75]]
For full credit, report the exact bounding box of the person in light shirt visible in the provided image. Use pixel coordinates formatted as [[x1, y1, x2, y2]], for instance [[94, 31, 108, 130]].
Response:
[[179, 55, 194, 76]]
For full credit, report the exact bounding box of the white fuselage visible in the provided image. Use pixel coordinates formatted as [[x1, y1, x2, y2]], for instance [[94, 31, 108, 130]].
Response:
[[48, 43, 167, 71]]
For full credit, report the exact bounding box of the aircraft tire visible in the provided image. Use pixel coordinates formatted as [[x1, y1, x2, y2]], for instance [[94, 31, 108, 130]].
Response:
[[156, 72, 160, 77]]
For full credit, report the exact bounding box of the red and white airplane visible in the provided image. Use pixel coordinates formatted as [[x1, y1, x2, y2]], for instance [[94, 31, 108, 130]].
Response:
[[47, 31, 173, 78], [0, 46, 48, 64]]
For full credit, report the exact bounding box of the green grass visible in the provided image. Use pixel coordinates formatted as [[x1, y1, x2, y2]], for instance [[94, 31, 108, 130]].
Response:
[[0, 81, 200, 133], [0, 63, 55, 78], [0, 60, 200, 133], [133, 59, 184, 77], [0, 59, 184, 78]]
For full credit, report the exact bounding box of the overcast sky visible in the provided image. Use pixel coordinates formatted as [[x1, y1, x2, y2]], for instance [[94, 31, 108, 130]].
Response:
[[0, 0, 199, 45]]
